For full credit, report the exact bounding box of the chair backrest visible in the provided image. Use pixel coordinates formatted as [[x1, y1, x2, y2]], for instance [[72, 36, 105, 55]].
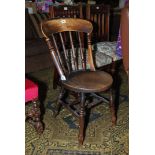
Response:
[[120, 3, 129, 74], [49, 4, 83, 19], [41, 18, 95, 81], [86, 4, 110, 43]]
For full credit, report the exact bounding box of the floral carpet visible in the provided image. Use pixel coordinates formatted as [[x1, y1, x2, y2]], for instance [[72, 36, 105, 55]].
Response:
[[25, 67, 129, 155]]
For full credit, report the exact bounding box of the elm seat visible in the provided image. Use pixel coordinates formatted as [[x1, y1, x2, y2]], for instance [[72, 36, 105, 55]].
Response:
[[62, 70, 113, 93], [25, 79, 43, 134]]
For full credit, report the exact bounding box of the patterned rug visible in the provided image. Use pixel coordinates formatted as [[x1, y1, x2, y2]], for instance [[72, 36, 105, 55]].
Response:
[[25, 67, 129, 155]]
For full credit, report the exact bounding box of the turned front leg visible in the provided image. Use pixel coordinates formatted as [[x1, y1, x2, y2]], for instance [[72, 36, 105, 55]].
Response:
[[78, 92, 85, 145], [54, 87, 65, 117]]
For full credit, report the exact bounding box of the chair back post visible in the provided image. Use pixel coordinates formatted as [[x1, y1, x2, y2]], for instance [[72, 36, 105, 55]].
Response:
[[105, 6, 110, 41], [49, 5, 54, 18], [45, 37, 66, 81], [79, 2, 83, 19], [41, 23, 66, 80], [87, 33, 95, 71]]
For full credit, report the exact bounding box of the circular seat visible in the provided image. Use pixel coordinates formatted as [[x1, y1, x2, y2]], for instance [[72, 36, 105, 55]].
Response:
[[62, 70, 113, 93]]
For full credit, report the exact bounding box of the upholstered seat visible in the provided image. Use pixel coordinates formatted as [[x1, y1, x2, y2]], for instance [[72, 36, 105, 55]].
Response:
[[93, 41, 122, 62]]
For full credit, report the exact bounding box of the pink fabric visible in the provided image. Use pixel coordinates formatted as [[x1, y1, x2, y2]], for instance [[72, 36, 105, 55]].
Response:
[[25, 79, 38, 103]]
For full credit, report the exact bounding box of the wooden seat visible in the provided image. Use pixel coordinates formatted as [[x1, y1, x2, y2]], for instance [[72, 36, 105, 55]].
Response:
[[62, 70, 113, 93], [41, 18, 116, 145]]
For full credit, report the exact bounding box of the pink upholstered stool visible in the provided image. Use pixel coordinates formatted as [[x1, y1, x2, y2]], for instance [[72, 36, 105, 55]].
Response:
[[25, 79, 43, 134]]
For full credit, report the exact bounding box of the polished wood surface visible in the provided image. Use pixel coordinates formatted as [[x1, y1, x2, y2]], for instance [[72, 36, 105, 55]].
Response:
[[41, 18, 116, 144], [41, 18, 95, 77], [62, 70, 113, 92]]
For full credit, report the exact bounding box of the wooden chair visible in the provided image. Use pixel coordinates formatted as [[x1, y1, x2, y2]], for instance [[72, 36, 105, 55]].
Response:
[[120, 3, 129, 75], [41, 18, 116, 144], [86, 4, 122, 71], [25, 79, 43, 134]]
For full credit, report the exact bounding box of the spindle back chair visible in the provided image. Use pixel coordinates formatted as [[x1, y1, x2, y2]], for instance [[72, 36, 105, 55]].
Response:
[[41, 18, 116, 144]]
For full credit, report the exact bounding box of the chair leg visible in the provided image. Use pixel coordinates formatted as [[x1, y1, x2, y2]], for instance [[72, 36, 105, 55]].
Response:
[[78, 92, 85, 145], [109, 89, 117, 126], [27, 100, 43, 134], [111, 61, 116, 76], [53, 66, 59, 89], [53, 87, 65, 117]]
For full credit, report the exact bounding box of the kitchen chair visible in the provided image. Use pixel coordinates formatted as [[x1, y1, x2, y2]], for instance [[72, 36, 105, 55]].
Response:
[[86, 4, 121, 70], [25, 79, 43, 134], [41, 18, 116, 144]]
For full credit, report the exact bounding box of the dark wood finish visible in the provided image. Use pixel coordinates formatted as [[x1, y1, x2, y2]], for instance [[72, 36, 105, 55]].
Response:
[[78, 92, 85, 145], [110, 8, 121, 41], [109, 89, 116, 125], [49, 4, 83, 19], [26, 99, 43, 134], [41, 18, 116, 144], [95, 0, 119, 7], [62, 70, 112, 93], [86, 4, 110, 43]]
